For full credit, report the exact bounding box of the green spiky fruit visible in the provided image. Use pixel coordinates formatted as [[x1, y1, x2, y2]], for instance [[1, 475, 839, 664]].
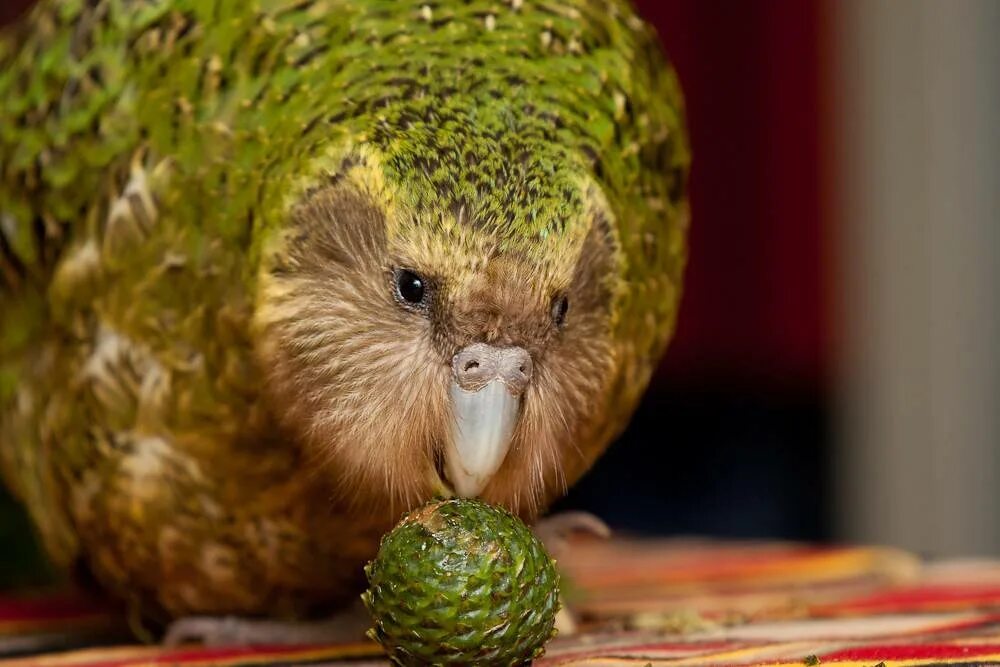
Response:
[[362, 498, 560, 666]]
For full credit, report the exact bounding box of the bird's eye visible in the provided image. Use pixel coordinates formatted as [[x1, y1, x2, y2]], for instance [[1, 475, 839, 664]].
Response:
[[395, 269, 427, 306], [551, 294, 569, 327]]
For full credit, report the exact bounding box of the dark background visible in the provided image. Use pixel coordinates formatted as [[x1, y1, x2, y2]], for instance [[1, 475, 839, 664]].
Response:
[[0, 0, 831, 586]]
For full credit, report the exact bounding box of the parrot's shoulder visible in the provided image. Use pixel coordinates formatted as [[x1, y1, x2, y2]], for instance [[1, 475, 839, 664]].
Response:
[[0, 0, 271, 558], [0, 0, 157, 290], [0, 0, 297, 297]]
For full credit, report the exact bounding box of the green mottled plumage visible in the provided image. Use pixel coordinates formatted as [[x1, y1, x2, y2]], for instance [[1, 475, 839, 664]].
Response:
[[0, 0, 688, 627]]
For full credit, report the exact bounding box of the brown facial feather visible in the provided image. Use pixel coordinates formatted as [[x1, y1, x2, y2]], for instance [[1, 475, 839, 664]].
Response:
[[257, 180, 451, 518], [256, 164, 620, 520]]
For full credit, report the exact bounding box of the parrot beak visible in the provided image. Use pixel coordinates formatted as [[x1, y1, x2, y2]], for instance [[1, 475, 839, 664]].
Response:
[[445, 344, 532, 497]]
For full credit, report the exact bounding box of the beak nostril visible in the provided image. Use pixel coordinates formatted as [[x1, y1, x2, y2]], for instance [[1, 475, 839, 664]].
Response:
[[452, 343, 532, 393]]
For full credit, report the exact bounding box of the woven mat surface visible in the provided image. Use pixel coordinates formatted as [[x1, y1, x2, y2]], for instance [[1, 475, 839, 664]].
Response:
[[5, 538, 1000, 666]]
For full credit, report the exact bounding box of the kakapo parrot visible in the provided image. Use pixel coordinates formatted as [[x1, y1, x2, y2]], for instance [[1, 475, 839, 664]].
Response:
[[0, 0, 688, 641]]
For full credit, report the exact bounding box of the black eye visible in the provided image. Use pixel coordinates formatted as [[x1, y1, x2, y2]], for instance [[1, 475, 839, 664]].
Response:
[[551, 294, 569, 327], [395, 269, 426, 306]]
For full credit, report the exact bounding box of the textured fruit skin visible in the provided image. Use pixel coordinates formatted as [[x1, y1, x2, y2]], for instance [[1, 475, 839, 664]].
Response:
[[363, 499, 559, 666]]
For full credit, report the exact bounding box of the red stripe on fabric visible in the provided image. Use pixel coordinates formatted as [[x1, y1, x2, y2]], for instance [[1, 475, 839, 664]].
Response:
[[821, 644, 1000, 660], [567, 546, 868, 587], [34, 644, 378, 667], [815, 585, 1000, 615], [0, 594, 116, 622], [540, 641, 751, 667], [550, 639, 741, 656]]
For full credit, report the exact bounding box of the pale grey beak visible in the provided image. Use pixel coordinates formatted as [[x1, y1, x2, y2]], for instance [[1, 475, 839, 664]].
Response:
[[446, 343, 532, 497]]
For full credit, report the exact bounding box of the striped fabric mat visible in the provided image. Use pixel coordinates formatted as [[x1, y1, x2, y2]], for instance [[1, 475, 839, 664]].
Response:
[[6, 538, 1000, 666]]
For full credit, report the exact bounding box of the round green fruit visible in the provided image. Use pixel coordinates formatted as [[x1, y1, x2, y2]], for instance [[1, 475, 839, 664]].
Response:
[[362, 498, 560, 666]]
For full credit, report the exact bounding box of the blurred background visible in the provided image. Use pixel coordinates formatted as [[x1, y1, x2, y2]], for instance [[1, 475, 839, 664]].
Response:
[[1, 0, 998, 589]]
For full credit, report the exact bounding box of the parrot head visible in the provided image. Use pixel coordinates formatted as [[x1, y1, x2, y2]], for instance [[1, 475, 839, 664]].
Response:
[[256, 107, 622, 519]]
